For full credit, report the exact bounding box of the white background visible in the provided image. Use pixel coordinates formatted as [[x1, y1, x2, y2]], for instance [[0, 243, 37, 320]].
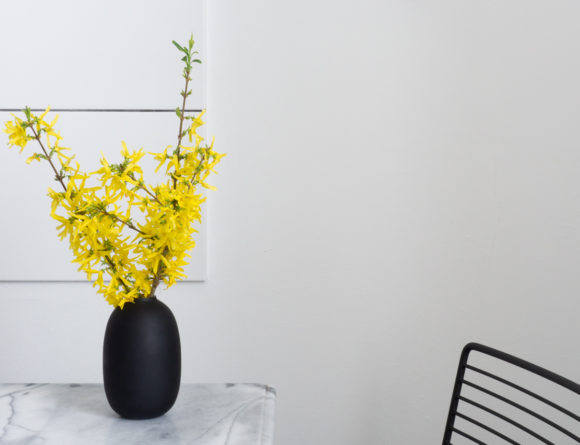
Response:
[[2, 1, 580, 445]]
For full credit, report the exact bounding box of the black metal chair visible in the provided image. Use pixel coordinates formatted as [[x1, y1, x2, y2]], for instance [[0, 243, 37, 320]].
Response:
[[443, 343, 580, 444]]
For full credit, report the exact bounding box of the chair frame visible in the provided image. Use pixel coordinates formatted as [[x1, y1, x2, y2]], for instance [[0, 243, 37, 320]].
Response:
[[442, 342, 580, 444]]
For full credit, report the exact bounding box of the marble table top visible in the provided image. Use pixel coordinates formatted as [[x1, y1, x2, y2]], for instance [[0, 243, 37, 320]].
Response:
[[0, 383, 276, 445]]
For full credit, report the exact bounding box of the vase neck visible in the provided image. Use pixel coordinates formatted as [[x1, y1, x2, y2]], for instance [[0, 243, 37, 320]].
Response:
[[136, 295, 157, 302]]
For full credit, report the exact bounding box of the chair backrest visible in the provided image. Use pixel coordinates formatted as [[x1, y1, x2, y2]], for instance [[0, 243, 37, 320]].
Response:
[[442, 343, 580, 444]]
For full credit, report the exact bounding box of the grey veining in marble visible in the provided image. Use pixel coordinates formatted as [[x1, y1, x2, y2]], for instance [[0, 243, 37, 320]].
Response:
[[0, 383, 276, 445]]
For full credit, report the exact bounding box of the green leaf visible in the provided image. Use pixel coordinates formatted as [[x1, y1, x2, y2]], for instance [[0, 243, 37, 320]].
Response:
[[172, 40, 184, 52], [192, 59, 202, 64], [181, 56, 187, 62]]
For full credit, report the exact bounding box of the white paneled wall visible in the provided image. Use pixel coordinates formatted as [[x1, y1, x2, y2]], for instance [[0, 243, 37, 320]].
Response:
[[2, 1, 580, 445]]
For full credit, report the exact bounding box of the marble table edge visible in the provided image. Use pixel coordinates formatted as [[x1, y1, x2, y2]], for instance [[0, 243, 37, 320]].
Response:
[[0, 382, 277, 445]]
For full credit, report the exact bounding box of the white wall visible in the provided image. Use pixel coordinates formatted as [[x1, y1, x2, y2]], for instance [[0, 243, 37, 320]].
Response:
[[1, 1, 580, 444]]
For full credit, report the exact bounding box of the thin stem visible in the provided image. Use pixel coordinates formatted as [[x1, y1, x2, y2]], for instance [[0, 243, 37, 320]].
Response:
[[102, 210, 146, 235], [139, 184, 163, 206], [176, 74, 191, 158], [30, 126, 67, 192], [127, 173, 164, 206], [173, 71, 191, 188], [104, 255, 131, 293], [148, 246, 170, 298], [191, 149, 206, 186]]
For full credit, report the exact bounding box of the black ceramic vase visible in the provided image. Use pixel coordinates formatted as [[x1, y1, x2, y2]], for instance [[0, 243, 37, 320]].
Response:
[[103, 296, 181, 419]]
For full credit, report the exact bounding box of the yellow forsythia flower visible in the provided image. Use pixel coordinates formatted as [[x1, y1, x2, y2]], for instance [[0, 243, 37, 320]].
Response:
[[4, 117, 28, 150]]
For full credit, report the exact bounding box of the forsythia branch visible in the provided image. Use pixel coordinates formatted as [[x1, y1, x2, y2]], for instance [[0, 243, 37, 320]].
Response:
[[102, 210, 146, 236], [29, 126, 67, 192], [104, 255, 131, 293], [3, 35, 224, 308]]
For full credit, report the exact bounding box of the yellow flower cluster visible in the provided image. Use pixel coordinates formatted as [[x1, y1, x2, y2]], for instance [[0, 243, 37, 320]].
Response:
[[3, 37, 220, 308], [4, 105, 223, 308]]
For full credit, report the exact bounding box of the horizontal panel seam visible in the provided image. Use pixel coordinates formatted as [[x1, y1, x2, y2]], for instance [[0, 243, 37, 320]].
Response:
[[0, 109, 203, 113]]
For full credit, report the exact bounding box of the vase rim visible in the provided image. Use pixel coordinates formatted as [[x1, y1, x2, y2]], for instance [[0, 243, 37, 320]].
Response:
[[136, 295, 157, 301]]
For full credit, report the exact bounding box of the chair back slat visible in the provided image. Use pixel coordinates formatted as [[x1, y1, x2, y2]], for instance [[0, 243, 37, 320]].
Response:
[[455, 412, 520, 444], [452, 425, 489, 444], [466, 365, 580, 422], [442, 343, 580, 444], [462, 380, 579, 441]]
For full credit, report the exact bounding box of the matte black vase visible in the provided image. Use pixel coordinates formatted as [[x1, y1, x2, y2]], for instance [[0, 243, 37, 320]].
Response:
[[103, 296, 181, 419]]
